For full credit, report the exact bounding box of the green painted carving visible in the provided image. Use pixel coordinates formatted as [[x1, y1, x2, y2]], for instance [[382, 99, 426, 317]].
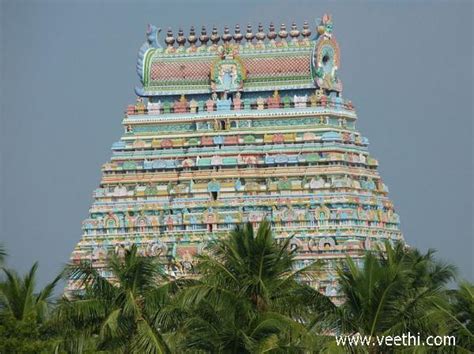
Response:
[[282, 96, 292, 108], [243, 135, 256, 144], [305, 154, 320, 162], [122, 161, 137, 170], [187, 138, 200, 146], [278, 179, 292, 190], [145, 185, 158, 196]]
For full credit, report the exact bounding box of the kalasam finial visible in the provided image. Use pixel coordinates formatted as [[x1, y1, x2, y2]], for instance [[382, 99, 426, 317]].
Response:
[[234, 24, 243, 43], [245, 24, 254, 42], [210, 26, 220, 44], [176, 28, 186, 46], [290, 22, 300, 40], [256, 23, 265, 43], [165, 28, 175, 47], [302, 20, 311, 38], [279, 23, 288, 40], [188, 26, 197, 46], [199, 26, 209, 46]]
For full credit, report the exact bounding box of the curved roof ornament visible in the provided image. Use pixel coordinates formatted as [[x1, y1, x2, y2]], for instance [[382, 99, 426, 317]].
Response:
[[311, 14, 342, 93], [146, 24, 162, 48], [137, 24, 161, 83], [315, 13, 334, 40]]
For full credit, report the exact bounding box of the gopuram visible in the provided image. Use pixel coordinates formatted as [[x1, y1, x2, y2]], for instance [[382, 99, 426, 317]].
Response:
[[69, 15, 404, 299]]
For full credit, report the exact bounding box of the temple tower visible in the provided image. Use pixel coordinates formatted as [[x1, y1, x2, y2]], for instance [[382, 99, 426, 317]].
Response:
[[69, 15, 403, 299]]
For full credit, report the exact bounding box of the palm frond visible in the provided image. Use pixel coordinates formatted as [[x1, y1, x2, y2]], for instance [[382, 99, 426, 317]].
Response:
[[132, 318, 171, 354], [0, 244, 6, 265]]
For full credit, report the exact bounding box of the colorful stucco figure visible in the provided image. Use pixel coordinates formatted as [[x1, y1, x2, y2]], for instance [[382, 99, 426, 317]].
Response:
[[69, 16, 404, 302]]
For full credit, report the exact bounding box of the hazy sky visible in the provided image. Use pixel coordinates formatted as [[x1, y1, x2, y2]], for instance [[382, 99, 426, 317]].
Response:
[[1, 0, 472, 288]]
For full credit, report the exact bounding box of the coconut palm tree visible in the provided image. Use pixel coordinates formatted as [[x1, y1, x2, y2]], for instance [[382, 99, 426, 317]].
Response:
[[335, 241, 456, 352], [0, 244, 6, 265], [173, 221, 335, 353], [56, 245, 176, 353], [444, 281, 474, 352], [0, 262, 60, 323], [0, 262, 61, 352]]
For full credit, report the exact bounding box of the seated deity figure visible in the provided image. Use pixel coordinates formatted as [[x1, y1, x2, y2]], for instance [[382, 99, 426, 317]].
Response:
[[233, 91, 242, 110], [92, 245, 106, 260], [216, 97, 232, 111], [114, 184, 127, 196], [331, 176, 344, 188], [147, 100, 162, 114], [352, 179, 361, 189], [134, 97, 146, 113], [337, 175, 351, 187], [310, 177, 325, 189], [234, 178, 243, 191], [293, 94, 308, 108], [189, 99, 198, 113], [206, 97, 215, 112], [366, 179, 376, 190], [211, 155, 222, 166]]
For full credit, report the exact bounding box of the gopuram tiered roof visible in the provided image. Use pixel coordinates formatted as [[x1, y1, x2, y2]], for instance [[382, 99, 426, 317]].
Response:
[[69, 15, 404, 299]]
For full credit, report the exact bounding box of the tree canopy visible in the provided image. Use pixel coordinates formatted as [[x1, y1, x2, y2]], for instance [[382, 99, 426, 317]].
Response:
[[0, 225, 472, 353]]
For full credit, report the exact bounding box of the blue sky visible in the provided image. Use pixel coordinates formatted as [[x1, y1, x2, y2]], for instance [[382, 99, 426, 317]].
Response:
[[0, 0, 472, 287]]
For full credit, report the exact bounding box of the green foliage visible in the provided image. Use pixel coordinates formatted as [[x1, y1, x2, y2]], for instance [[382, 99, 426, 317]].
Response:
[[0, 314, 58, 353], [0, 262, 62, 353], [0, 262, 61, 322], [1, 229, 472, 353], [55, 245, 175, 353], [172, 221, 334, 353], [334, 241, 461, 352], [444, 281, 474, 351]]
